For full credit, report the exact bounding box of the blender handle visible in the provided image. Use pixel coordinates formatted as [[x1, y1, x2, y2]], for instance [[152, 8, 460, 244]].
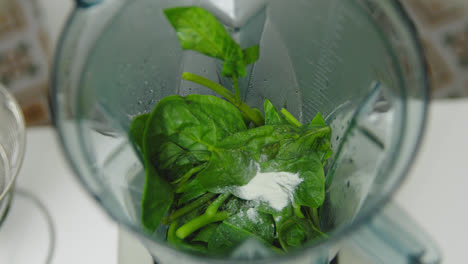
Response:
[[349, 202, 442, 264]]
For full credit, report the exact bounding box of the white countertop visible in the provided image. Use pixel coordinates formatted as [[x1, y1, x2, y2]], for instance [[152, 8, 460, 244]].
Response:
[[394, 99, 468, 264], [0, 127, 118, 264]]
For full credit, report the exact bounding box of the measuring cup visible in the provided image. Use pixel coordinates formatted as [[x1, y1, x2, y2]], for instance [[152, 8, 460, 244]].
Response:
[[51, 0, 440, 263], [0, 83, 25, 225], [0, 84, 55, 264]]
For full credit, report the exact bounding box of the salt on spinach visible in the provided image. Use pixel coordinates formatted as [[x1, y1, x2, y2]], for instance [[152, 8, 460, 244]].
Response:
[[207, 208, 276, 255], [129, 6, 333, 255]]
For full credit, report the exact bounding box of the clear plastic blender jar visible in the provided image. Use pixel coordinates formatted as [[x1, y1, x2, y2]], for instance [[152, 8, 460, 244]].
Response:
[[51, 0, 439, 263]]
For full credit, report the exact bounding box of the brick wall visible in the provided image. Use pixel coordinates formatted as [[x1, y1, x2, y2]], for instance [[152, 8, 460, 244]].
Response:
[[0, 0, 50, 126], [402, 0, 468, 98]]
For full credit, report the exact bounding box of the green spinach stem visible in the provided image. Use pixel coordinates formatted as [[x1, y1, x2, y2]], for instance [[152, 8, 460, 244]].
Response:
[[281, 108, 302, 127], [169, 193, 216, 222], [182, 72, 264, 126], [182, 72, 236, 102], [175, 193, 231, 239], [294, 204, 305, 219], [167, 220, 179, 243], [302, 127, 331, 140], [311, 208, 320, 230], [206, 193, 231, 216], [172, 163, 206, 187], [232, 76, 241, 104], [176, 211, 229, 239]]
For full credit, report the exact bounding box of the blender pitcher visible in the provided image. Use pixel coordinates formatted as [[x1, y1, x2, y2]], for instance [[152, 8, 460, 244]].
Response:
[[51, 0, 440, 263]]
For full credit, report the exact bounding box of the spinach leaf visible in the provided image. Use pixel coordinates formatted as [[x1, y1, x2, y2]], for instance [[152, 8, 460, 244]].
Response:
[[306, 113, 333, 162], [164, 7, 245, 78], [278, 217, 324, 251], [272, 205, 295, 233], [292, 154, 326, 209], [308, 112, 327, 127], [129, 113, 150, 151], [185, 94, 248, 136], [208, 208, 275, 254], [262, 151, 325, 209], [141, 158, 174, 232], [275, 126, 331, 160], [197, 125, 298, 191], [220, 196, 245, 214], [227, 208, 275, 244], [164, 6, 262, 108], [264, 99, 285, 125], [197, 122, 330, 193], [192, 223, 219, 243], [242, 45, 260, 66], [181, 72, 265, 126], [168, 220, 208, 254], [207, 222, 253, 255], [144, 94, 246, 181], [176, 179, 207, 205], [140, 103, 330, 232], [216, 125, 296, 151], [141, 94, 246, 231], [197, 148, 258, 191], [257, 202, 294, 224]]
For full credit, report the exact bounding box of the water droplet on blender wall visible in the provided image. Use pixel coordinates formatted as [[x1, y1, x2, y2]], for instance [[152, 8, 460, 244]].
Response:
[[149, 89, 154, 94], [137, 100, 143, 105], [144, 81, 149, 85], [336, 135, 340, 140]]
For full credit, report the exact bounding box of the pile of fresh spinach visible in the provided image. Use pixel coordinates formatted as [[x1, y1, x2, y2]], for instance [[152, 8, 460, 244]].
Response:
[[129, 6, 332, 255]]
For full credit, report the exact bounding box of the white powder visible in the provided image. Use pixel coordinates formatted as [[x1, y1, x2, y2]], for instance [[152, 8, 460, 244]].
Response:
[[234, 171, 303, 211], [247, 208, 259, 222]]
